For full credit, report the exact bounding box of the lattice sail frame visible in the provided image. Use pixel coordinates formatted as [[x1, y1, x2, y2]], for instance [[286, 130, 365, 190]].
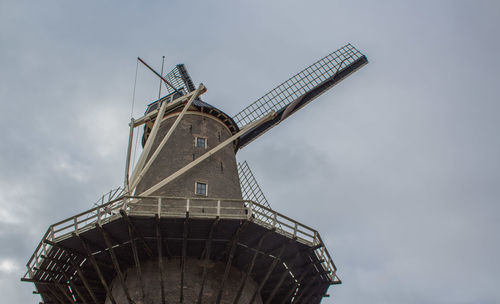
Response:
[[162, 64, 196, 95], [233, 43, 365, 128], [237, 161, 275, 225]]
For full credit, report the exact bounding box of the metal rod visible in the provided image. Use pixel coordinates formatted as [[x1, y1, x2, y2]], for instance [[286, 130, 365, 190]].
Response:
[[158, 56, 165, 99], [137, 57, 182, 95]]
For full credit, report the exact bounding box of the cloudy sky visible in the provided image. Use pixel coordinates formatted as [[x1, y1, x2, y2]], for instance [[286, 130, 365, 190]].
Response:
[[1, 0, 500, 303]]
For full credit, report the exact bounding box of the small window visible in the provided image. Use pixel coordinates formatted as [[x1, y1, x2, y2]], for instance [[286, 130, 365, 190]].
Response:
[[195, 182, 207, 196], [195, 137, 207, 148]]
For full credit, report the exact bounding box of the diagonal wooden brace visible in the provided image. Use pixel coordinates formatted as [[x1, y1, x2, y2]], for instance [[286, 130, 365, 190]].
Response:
[[139, 111, 276, 196], [128, 95, 170, 187], [129, 84, 205, 192]]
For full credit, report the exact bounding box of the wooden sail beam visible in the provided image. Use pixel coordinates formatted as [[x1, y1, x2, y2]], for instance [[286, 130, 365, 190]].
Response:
[[140, 112, 276, 196], [123, 118, 135, 193], [131, 89, 205, 128], [129, 84, 205, 192], [128, 95, 170, 189]]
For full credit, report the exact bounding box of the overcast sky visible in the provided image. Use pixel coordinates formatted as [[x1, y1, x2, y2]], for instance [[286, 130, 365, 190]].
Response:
[[1, 0, 500, 303]]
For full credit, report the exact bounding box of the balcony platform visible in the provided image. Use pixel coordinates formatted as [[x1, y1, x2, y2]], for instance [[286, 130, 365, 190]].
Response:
[[23, 196, 340, 303]]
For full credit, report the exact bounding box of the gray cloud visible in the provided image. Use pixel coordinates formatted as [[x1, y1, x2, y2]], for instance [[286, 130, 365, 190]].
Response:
[[1, 0, 499, 303]]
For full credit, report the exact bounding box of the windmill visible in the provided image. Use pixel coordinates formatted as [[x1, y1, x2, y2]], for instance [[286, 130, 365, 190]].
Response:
[[22, 43, 367, 303]]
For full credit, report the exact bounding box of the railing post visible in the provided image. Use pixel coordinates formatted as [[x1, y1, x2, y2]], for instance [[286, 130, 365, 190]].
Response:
[[74, 217, 78, 233], [293, 222, 297, 238], [97, 207, 102, 225], [247, 201, 253, 220], [157, 198, 162, 217], [50, 226, 55, 241], [187, 198, 190, 214], [217, 200, 221, 217], [272, 213, 277, 228], [122, 197, 128, 211]]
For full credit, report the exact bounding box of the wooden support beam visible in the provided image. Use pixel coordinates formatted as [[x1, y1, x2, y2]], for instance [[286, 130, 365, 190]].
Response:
[[129, 95, 170, 189], [20, 278, 54, 284], [156, 216, 166, 304], [140, 112, 276, 196], [55, 282, 76, 304], [215, 221, 249, 304], [126, 215, 145, 301], [60, 255, 100, 304], [249, 242, 288, 304], [131, 89, 204, 127], [197, 219, 219, 304], [265, 251, 302, 304], [233, 231, 271, 304], [279, 265, 314, 304], [180, 216, 189, 303], [44, 239, 114, 272], [61, 272, 88, 304], [123, 117, 135, 193], [130, 84, 205, 192], [74, 234, 117, 304], [46, 250, 101, 303], [40, 270, 76, 304], [292, 276, 319, 303], [300, 284, 324, 304], [46, 286, 66, 304], [120, 210, 153, 258], [98, 225, 134, 304]]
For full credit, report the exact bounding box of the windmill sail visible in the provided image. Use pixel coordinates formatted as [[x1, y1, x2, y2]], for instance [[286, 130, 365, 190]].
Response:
[[163, 63, 196, 94], [233, 43, 368, 149]]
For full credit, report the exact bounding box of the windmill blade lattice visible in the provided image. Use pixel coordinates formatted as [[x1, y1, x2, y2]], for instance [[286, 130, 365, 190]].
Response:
[[163, 64, 196, 95], [233, 43, 367, 148], [238, 161, 278, 227]]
